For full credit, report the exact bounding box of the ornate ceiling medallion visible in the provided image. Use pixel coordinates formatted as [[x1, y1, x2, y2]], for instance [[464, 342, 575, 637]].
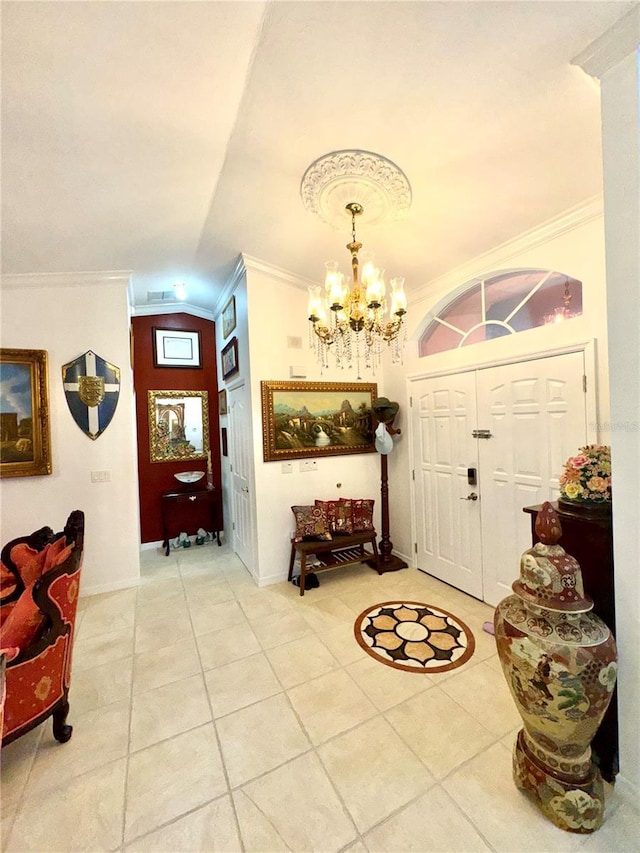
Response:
[[300, 150, 412, 229]]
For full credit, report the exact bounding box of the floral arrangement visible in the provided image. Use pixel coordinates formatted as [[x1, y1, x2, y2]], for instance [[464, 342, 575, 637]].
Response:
[[558, 444, 611, 503]]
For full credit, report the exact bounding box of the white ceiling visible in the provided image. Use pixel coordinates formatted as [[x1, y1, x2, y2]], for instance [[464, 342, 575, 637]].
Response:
[[1, 1, 634, 314]]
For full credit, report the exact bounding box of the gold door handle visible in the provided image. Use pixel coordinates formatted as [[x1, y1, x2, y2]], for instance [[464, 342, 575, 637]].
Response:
[[460, 492, 478, 501]]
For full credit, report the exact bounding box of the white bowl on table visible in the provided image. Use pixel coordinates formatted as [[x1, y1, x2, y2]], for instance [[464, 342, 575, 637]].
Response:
[[174, 471, 205, 484]]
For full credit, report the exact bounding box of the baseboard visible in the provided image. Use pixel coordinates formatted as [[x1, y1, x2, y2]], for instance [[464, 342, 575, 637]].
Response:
[[257, 570, 287, 587], [392, 549, 412, 567], [140, 540, 163, 551], [80, 576, 139, 597]]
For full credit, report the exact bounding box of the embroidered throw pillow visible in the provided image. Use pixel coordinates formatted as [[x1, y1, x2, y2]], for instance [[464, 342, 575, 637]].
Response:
[[0, 560, 17, 599], [0, 583, 45, 653], [291, 505, 332, 542], [9, 543, 48, 588], [43, 537, 74, 574], [341, 498, 375, 532], [315, 500, 354, 535]]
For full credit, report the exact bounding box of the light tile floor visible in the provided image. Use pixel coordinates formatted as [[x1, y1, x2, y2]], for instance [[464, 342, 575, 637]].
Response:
[[1, 543, 637, 852]]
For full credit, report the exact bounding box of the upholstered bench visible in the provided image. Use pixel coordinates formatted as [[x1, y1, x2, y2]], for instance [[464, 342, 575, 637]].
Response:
[[288, 530, 379, 596]]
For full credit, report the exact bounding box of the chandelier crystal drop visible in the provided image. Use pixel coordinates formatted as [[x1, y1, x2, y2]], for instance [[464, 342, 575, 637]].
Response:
[[307, 203, 407, 375]]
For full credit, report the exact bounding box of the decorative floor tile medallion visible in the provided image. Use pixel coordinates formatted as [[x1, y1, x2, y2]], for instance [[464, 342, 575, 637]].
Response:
[[354, 601, 475, 673]]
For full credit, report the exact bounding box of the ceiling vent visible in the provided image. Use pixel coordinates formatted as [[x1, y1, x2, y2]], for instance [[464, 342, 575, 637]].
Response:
[[146, 290, 177, 303]]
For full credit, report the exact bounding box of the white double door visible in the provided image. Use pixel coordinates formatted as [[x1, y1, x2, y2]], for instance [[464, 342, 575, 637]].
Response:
[[411, 351, 589, 606]]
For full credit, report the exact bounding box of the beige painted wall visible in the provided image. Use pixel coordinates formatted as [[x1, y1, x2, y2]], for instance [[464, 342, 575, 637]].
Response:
[[595, 27, 640, 802], [0, 273, 141, 595], [242, 258, 382, 586], [383, 211, 610, 564]]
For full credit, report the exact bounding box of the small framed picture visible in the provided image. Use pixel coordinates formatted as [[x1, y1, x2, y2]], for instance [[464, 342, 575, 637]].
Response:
[[153, 328, 201, 368], [222, 296, 236, 339], [219, 389, 228, 415], [221, 337, 239, 380]]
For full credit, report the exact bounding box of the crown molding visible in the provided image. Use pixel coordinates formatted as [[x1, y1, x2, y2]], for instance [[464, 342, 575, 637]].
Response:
[[1, 270, 133, 290], [241, 254, 318, 290], [132, 302, 215, 322], [411, 196, 603, 304], [572, 4, 640, 80], [214, 255, 247, 316]]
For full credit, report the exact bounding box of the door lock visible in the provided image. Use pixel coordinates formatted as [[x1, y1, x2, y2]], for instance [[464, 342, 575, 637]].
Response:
[[460, 492, 478, 501], [472, 429, 492, 439]]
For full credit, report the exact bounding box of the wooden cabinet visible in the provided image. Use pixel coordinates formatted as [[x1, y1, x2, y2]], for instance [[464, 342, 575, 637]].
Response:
[[523, 502, 618, 782], [161, 488, 221, 556]]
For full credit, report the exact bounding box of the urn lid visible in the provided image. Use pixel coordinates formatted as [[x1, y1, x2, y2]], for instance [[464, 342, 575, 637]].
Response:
[[512, 502, 594, 613]]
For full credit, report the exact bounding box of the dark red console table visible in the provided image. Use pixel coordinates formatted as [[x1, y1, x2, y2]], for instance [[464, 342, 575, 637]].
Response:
[[523, 502, 617, 782], [161, 488, 221, 556]]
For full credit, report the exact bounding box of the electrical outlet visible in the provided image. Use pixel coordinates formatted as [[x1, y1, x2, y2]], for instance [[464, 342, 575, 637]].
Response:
[[90, 470, 111, 483], [299, 460, 318, 472]]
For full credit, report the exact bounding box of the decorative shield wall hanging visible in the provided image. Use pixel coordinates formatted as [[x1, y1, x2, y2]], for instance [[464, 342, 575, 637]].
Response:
[[62, 351, 120, 440]]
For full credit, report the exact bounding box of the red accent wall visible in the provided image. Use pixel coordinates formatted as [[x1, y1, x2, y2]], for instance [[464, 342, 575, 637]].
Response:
[[132, 314, 222, 543]]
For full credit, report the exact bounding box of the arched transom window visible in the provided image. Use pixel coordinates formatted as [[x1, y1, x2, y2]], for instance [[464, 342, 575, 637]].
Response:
[[419, 269, 583, 357]]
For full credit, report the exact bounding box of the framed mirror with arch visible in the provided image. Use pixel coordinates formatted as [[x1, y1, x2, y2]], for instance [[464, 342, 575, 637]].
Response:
[[148, 390, 210, 462]]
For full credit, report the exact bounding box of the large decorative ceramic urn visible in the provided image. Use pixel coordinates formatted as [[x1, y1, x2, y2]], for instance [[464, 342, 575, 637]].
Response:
[[494, 502, 617, 833]]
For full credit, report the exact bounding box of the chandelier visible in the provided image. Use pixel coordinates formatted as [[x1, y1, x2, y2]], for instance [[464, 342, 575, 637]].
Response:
[[544, 278, 576, 324], [307, 202, 407, 374]]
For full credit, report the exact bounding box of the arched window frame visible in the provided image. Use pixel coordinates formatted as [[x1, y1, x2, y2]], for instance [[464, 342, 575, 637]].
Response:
[[418, 268, 582, 357]]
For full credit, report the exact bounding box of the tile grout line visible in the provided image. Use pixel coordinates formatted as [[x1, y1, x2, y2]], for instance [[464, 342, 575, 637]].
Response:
[[5, 549, 632, 852], [119, 579, 145, 848], [178, 553, 248, 853]]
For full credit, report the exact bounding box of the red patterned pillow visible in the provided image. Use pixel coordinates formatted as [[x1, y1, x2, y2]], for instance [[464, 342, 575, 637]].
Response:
[[0, 560, 17, 598], [9, 543, 48, 587], [0, 583, 45, 653], [315, 500, 354, 535], [341, 498, 375, 532], [43, 537, 74, 574], [291, 506, 332, 542]]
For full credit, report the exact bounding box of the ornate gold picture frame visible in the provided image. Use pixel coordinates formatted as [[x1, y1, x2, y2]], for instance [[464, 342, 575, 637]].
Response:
[[148, 390, 210, 462], [0, 348, 52, 478], [261, 380, 377, 462]]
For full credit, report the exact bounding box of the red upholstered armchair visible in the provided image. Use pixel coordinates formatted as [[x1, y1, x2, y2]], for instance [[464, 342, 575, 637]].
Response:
[[0, 510, 84, 747]]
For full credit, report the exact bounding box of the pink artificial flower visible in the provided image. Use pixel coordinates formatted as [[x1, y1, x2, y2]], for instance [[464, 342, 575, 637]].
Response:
[[571, 455, 589, 469]]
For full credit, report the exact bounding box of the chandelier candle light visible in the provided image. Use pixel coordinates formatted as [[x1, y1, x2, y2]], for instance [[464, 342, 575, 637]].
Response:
[[307, 203, 407, 375], [544, 278, 576, 325]]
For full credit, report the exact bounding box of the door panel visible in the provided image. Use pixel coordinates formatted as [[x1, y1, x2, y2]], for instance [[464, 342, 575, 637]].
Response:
[[412, 372, 483, 598], [477, 351, 587, 605], [411, 351, 589, 607], [228, 384, 253, 570]]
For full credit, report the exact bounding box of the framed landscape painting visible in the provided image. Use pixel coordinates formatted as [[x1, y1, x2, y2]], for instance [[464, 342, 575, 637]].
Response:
[[0, 348, 52, 478], [261, 380, 377, 461]]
